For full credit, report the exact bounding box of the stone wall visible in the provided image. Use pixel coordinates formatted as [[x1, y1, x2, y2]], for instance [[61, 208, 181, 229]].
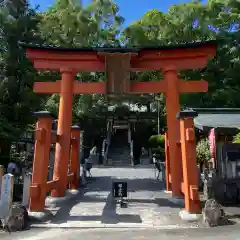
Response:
[[203, 168, 240, 205], [212, 178, 240, 205]]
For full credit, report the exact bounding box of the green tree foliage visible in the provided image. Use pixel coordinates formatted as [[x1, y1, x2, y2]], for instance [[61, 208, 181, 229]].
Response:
[[1, 0, 240, 165], [39, 0, 124, 47], [37, 0, 240, 119], [148, 134, 165, 148], [38, 0, 125, 120], [148, 134, 165, 154], [232, 129, 240, 144], [196, 138, 211, 164], [0, 1, 43, 166], [121, 0, 240, 109]]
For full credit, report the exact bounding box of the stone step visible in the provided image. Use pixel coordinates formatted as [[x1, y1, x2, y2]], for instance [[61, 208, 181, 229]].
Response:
[[109, 153, 129, 155], [110, 157, 129, 159], [107, 144, 131, 166], [110, 157, 130, 161]]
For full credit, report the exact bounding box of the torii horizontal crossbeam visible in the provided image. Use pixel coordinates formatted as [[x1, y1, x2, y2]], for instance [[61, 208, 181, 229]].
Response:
[[33, 80, 208, 94]]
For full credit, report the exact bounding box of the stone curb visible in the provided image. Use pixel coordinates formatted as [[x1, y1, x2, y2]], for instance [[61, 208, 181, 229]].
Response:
[[30, 223, 200, 230], [45, 189, 80, 206], [28, 209, 54, 222], [179, 210, 202, 222]]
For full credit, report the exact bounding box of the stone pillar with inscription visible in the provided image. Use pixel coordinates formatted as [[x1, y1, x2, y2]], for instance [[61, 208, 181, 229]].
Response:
[[0, 174, 14, 221], [22, 173, 32, 207]]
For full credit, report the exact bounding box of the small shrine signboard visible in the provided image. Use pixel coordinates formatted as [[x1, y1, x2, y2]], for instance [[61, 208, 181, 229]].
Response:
[[112, 181, 127, 198]]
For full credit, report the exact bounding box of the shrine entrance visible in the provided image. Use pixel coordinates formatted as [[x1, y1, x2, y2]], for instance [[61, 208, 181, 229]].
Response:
[[24, 41, 216, 215]]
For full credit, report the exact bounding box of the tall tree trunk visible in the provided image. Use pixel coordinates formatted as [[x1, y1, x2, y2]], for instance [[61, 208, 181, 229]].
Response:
[[0, 139, 12, 168], [147, 102, 151, 112]]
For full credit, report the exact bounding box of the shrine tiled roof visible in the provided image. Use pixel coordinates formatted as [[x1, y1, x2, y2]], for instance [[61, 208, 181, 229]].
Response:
[[192, 108, 240, 131]]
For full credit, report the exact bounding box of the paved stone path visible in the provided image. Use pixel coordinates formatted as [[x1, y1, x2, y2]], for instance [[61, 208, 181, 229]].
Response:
[[32, 166, 199, 229], [2, 226, 240, 240]]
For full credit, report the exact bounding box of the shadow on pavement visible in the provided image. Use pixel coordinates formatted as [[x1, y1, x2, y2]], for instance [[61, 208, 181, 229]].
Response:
[[35, 175, 181, 225], [101, 193, 142, 224], [49, 191, 143, 224]]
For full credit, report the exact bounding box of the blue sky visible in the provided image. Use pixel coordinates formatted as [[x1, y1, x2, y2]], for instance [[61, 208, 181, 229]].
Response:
[[29, 0, 197, 26]]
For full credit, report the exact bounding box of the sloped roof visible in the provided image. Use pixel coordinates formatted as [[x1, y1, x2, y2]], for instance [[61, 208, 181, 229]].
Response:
[[192, 108, 240, 131]]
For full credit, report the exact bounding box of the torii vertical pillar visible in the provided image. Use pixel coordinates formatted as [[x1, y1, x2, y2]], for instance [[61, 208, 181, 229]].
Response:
[[164, 132, 171, 192], [52, 69, 75, 197], [30, 111, 53, 211], [177, 110, 201, 213], [164, 67, 182, 197], [69, 125, 81, 190]]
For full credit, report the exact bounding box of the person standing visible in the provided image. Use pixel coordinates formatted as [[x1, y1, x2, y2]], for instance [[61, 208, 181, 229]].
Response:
[[7, 161, 18, 174]]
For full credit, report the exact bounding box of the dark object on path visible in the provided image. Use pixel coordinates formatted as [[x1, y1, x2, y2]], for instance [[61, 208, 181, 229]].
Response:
[[202, 199, 225, 227], [98, 154, 103, 165], [119, 200, 128, 208], [86, 161, 93, 177]]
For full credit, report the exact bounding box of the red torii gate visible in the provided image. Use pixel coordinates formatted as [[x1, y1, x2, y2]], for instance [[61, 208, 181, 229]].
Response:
[[24, 41, 216, 213]]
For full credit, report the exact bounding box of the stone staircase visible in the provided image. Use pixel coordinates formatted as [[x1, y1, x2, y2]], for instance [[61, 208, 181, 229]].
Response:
[[108, 145, 131, 166], [107, 129, 131, 166]]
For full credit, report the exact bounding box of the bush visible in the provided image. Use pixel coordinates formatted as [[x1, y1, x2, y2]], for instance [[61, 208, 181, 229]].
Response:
[[148, 134, 165, 149], [196, 138, 211, 164], [233, 129, 240, 143], [148, 135, 165, 154], [151, 147, 164, 155]]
